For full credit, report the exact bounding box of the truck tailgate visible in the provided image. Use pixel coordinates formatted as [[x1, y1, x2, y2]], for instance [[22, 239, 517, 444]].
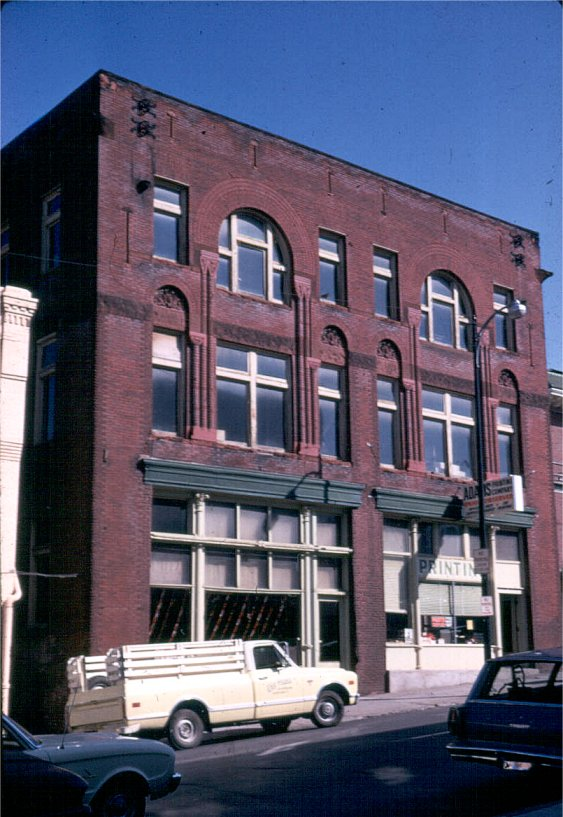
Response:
[[67, 686, 125, 731]]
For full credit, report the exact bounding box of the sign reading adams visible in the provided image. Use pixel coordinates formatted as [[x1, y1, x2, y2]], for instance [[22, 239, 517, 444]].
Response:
[[462, 475, 524, 521]]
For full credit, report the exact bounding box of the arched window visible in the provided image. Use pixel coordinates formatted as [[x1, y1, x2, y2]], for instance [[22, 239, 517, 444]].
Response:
[[420, 272, 471, 349], [218, 211, 290, 303]]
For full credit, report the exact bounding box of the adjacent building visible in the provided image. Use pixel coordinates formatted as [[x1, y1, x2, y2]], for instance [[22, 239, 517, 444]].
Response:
[[2, 71, 559, 728]]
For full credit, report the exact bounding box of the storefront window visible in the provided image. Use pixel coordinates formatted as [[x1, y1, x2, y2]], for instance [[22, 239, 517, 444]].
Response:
[[383, 519, 410, 553]]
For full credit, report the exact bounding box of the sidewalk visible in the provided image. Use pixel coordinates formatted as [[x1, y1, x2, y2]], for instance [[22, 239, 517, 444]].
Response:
[[347, 684, 562, 817]]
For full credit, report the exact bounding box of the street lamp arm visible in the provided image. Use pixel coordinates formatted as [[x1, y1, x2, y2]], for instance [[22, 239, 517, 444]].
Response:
[[473, 300, 527, 358]]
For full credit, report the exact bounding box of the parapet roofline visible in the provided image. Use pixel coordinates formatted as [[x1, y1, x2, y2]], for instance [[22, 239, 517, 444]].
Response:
[[3, 67, 541, 243]]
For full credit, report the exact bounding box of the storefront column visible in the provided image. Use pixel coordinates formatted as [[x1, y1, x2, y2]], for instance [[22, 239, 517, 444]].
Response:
[[409, 521, 423, 669], [489, 528, 502, 656]]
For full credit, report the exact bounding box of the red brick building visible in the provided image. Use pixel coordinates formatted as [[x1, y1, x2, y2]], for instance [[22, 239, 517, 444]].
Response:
[[2, 71, 559, 728]]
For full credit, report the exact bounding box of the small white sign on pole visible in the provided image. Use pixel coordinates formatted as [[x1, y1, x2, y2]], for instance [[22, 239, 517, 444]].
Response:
[[473, 549, 490, 574], [480, 596, 494, 616]]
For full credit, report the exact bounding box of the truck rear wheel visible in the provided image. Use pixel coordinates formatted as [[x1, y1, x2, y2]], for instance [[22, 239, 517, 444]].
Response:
[[311, 691, 344, 728], [168, 708, 204, 750]]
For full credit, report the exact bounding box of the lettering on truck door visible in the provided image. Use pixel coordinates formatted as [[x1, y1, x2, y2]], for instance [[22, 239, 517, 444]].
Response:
[[250, 644, 310, 720]]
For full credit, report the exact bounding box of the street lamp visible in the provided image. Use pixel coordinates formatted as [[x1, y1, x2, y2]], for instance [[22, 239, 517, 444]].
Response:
[[472, 299, 527, 660]]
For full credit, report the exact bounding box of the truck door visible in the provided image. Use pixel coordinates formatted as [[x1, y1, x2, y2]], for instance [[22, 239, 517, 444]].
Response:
[[250, 644, 310, 720]]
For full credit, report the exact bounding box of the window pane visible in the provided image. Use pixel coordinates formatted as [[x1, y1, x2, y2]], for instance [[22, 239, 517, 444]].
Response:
[[432, 274, 453, 297], [206, 550, 235, 587], [451, 424, 473, 477], [374, 275, 390, 316], [451, 395, 472, 417], [378, 379, 395, 403], [155, 186, 181, 207], [383, 519, 410, 553], [378, 410, 395, 466], [217, 379, 248, 443], [43, 375, 56, 441], [433, 302, 454, 345], [422, 389, 444, 412], [240, 554, 268, 588], [217, 345, 247, 372], [374, 253, 392, 273], [317, 514, 341, 547], [319, 366, 340, 391], [270, 509, 300, 543], [495, 313, 508, 348], [320, 397, 339, 456], [153, 332, 181, 364], [257, 386, 285, 448], [272, 556, 299, 590], [240, 506, 267, 540], [206, 503, 236, 538], [320, 260, 337, 301], [152, 368, 178, 432], [496, 531, 519, 561], [498, 432, 512, 476], [318, 558, 341, 590], [257, 354, 286, 379], [497, 406, 513, 426], [418, 523, 434, 555], [237, 213, 265, 240], [219, 218, 230, 247], [217, 257, 230, 287], [272, 269, 283, 302], [424, 419, 445, 474], [419, 313, 428, 339], [41, 341, 58, 369], [319, 235, 339, 255], [47, 194, 61, 216], [320, 601, 341, 662], [49, 222, 61, 267], [154, 212, 178, 261], [238, 245, 265, 296], [439, 525, 463, 557], [152, 499, 187, 533], [150, 550, 190, 585]]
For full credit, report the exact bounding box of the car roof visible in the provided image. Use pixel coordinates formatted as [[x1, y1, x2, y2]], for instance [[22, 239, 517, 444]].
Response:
[[491, 647, 561, 663]]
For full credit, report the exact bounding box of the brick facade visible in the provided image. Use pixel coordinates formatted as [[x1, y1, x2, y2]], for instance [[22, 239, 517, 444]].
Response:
[[2, 71, 559, 730]]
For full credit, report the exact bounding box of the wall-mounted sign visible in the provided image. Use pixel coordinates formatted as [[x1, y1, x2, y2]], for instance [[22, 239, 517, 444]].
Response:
[[480, 596, 494, 616], [417, 556, 481, 583], [463, 475, 524, 520], [473, 548, 490, 574]]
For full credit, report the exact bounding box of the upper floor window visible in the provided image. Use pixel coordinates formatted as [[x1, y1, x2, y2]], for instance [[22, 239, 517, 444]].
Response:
[[494, 287, 517, 350], [153, 182, 187, 263], [319, 231, 346, 305], [41, 190, 61, 273], [216, 344, 290, 450], [420, 272, 471, 349], [319, 364, 347, 458], [422, 388, 474, 478], [373, 249, 398, 319], [497, 404, 520, 476], [152, 331, 184, 434], [218, 211, 289, 303], [1, 227, 9, 285], [377, 378, 401, 468], [35, 336, 57, 442]]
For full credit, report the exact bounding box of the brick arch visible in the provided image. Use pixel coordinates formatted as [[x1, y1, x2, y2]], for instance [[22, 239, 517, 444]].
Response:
[[193, 179, 314, 273], [497, 368, 519, 401], [319, 325, 348, 366], [153, 285, 189, 331], [376, 338, 402, 379]]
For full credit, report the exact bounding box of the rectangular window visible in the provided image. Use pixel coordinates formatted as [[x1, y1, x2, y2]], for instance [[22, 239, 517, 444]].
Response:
[[422, 388, 474, 478], [438, 524, 464, 557], [206, 502, 236, 538], [377, 378, 401, 467], [383, 519, 410, 553], [497, 404, 519, 476], [319, 365, 346, 458], [495, 531, 519, 561], [319, 231, 346, 305], [494, 287, 516, 350], [153, 182, 187, 263], [315, 514, 345, 548], [150, 549, 191, 585], [373, 249, 398, 319], [216, 345, 290, 450], [41, 190, 61, 273], [35, 336, 57, 442], [152, 332, 183, 434], [152, 498, 189, 534], [206, 549, 236, 587]]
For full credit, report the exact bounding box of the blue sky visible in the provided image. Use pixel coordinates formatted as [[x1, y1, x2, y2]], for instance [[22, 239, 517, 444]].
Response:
[[2, 0, 561, 369]]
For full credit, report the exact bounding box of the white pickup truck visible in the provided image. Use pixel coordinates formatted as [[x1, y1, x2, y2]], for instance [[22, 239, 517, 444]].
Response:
[[66, 639, 359, 749]]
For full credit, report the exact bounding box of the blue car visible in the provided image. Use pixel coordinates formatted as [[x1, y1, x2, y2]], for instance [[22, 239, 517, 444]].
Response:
[[447, 647, 562, 772]]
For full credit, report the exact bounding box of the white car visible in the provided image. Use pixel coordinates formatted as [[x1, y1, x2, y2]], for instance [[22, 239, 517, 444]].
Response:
[[2, 713, 181, 817]]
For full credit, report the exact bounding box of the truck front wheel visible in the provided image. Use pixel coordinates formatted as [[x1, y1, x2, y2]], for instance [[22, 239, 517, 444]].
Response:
[[311, 691, 344, 728], [168, 708, 204, 750]]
